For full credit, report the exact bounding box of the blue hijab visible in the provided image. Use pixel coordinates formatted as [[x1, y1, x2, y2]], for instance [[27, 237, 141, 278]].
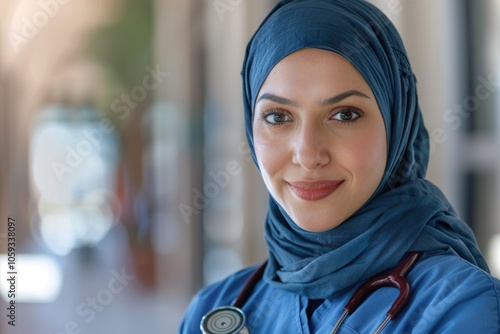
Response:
[[241, 0, 489, 299]]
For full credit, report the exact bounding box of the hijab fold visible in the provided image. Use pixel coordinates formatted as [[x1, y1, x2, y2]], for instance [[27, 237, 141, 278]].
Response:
[[241, 0, 488, 299]]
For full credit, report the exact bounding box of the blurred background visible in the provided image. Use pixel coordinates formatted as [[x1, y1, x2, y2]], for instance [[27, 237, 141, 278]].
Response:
[[0, 0, 499, 333]]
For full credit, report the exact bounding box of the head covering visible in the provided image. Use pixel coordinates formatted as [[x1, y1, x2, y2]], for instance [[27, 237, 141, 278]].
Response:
[[241, 0, 488, 299]]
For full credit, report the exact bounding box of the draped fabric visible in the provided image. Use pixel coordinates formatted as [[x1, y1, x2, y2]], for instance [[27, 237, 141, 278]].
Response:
[[241, 0, 488, 299]]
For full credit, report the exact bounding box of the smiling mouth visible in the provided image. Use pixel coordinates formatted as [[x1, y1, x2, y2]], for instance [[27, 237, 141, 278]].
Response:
[[287, 180, 344, 201]]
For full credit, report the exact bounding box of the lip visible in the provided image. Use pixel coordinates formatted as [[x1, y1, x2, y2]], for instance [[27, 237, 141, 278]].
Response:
[[287, 180, 344, 201]]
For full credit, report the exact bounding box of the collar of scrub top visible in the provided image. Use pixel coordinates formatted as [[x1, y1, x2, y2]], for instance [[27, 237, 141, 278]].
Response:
[[200, 252, 422, 334]]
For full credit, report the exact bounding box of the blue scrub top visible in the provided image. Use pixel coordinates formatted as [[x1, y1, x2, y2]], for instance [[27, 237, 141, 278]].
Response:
[[180, 254, 500, 333]]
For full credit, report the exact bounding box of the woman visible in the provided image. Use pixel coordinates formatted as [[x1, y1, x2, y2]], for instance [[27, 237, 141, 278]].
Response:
[[180, 0, 500, 333]]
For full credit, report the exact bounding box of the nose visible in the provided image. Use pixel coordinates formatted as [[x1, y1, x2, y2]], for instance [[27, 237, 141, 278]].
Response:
[[292, 122, 330, 171]]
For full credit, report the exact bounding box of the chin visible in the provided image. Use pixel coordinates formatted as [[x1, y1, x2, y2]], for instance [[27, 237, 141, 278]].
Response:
[[284, 201, 349, 232], [292, 215, 344, 232]]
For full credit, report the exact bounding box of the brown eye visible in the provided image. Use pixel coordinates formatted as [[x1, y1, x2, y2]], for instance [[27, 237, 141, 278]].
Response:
[[273, 114, 286, 122], [264, 111, 291, 126], [340, 110, 354, 120], [332, 108, 362, 123]]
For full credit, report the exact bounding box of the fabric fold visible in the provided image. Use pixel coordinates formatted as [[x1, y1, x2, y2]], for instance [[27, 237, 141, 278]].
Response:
[[264, 180, 488, 299]]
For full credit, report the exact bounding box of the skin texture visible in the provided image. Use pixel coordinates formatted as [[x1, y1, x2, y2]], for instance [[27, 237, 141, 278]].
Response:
[[253, 48, 388, 232]]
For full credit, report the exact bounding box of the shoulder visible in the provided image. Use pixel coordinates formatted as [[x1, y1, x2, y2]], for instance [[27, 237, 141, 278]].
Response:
[[178, 264, 260, 334], [412, 254, 500, 295], [403, 254, 500, 333]]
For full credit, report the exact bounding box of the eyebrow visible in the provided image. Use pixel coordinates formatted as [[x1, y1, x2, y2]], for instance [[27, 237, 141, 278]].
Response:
[[256, 89, 370, 106]]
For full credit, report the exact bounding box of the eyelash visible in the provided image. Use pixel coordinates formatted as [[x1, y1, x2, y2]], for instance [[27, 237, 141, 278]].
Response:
[[260, 107, 364, 127]]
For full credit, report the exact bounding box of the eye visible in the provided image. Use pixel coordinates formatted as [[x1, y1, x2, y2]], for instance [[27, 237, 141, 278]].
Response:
[[331, 108, 363, 124], [262, 110, 291, 126]]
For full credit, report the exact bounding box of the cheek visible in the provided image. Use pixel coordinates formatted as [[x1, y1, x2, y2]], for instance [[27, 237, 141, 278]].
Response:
[[253, 127, 290, 182], [255, 138, 278, 177], [345, 129, 387, 182]]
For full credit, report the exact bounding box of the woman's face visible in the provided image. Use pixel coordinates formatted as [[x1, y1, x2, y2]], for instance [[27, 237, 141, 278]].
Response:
[[253, 48, 387, 232]]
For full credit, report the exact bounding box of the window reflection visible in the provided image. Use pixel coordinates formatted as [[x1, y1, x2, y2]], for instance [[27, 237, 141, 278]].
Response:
[[30, 104, 119, 255]]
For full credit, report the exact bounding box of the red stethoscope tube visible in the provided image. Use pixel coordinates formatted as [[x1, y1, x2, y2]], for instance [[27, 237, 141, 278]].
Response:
[[201, 252, 422, 334], [330, 251, 422, 334], [232, 259, 268, 308]]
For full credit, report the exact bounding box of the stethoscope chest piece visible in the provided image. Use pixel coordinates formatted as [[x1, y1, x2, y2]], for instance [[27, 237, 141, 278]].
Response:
[[200, 306, 249, 334]]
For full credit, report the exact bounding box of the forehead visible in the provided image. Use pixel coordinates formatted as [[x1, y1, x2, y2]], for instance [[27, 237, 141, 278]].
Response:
[[257, 48, 376, 102]]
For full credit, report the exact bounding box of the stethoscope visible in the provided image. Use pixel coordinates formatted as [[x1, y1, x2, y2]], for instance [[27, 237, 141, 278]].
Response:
[[200, 251, 422, 334]]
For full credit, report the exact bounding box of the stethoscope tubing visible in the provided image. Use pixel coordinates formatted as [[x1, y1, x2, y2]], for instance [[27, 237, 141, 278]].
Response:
[[201, 252, 422, 334], [330, 251, 422, 334], [232, 260, 268, 308], [200, 261, 267, 334]]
